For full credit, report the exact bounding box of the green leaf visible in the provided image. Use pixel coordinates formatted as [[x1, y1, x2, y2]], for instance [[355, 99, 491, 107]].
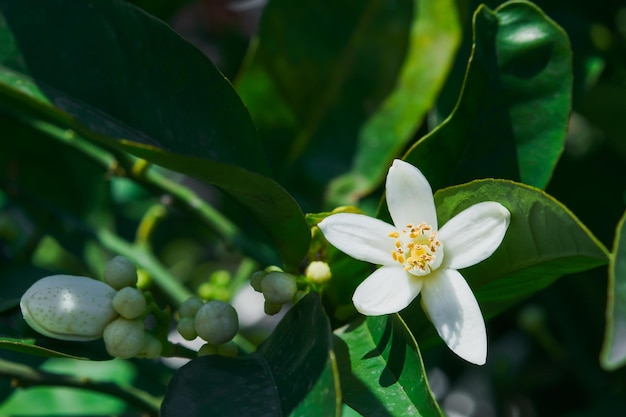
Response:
[[0, 0, 266, 174], [237, 0, 414, 209], [327, 0, 462, 206], [601, 209, 626, 370], [0, 0, 310, 268], [161, 293, 338, 417], [334, 315, 442, 417], [403, 179, 609, 344], [0, 358, 135, 415], [404, 1, 572, 191]]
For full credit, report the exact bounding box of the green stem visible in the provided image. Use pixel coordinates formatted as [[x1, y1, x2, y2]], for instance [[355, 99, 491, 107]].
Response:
[[0, 358, 161, 416], [95, 228, 192, 307]]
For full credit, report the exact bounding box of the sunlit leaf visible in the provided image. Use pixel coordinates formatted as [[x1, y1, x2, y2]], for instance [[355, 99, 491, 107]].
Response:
[[334, 315, 442, 417], [327, 0, 462, 207], [405, 1, 572, 191], [402, 179, 609, 344]]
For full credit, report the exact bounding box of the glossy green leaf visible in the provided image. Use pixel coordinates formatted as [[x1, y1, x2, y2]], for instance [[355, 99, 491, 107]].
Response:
[[404, 1, 572, 192], [0, 0, 265, 173], [161, 293, 338, 417], [0, 0, 310, 268], [0, 358, 135, 415], [402, 179, 609, 344], [334, 315, 442, 417], [601, 209, 626, 370], [237, 0, 413, 209], [327, 0, 462, 207]]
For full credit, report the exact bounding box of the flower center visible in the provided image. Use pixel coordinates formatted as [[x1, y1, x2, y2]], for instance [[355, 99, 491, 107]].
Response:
[[388, 222, 443, 277]]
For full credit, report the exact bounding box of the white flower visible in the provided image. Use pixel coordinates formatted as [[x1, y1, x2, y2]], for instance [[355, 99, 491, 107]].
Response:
[[318, 160, 510, 365]]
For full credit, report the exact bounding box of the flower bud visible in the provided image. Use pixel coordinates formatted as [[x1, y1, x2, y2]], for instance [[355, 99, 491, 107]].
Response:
[[264, 301, 282, 315], [249, 271, 266, 292], [305, 261, 332, 284], [261, 272, 297, 305], [104, 256, 138, 290], [112, 287, 147, 319], [176, 316, 197, 340], [179, 297, 204, 319], [194, 300, 238, 345], [103, 317, 146, 359], [136, 332, 163, 359], [20, 275, 118, 341]]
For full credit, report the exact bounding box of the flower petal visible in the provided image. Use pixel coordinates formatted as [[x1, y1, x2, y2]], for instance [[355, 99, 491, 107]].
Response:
[[318, 213, 397, 266], [421, 268, 487, 365], [353, 266, 422, 315], [438, 201, 510, 270], [386, 159, 438, 230]]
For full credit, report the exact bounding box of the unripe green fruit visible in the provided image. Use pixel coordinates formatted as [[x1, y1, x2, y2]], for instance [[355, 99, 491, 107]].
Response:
[[112, 287, 147, 319], [179, 297, 204, 318], [103, 318, 145, 359], [137, 332, 163, 359], [194, 300, 238, 345], [104, 256, 138, 290], [261, 272, 297, 305], [20, 275, 118, 341], [177, 316, 197, 340]]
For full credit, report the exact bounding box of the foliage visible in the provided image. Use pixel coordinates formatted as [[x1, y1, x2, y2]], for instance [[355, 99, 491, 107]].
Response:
[[1, 0, 625, 415]]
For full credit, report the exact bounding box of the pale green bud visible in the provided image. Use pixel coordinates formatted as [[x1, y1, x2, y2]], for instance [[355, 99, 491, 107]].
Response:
[[176, 316, 198, 340], [305, 261, 331, 284], [104, 256, 138, 290], [112, 287, 147, 319], [218, 341, 238, 357], [194, 300, 239, 345], [103, 317, 146, 359], [250, 271, 266, 292], [136, 332, 163, 359], [179, 296, 204, 318], [264, 301, 282, 316], [197, 343, 218, 357], [20, 275, 118, 341], [261, 272, 297, 305]]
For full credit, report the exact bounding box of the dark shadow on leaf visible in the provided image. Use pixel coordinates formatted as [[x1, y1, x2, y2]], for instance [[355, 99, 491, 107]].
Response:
[[333, 335, 394, 417]]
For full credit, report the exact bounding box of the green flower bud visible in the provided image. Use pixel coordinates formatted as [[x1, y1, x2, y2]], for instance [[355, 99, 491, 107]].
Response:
[[176, 316, 198, 340], [305, 261, 332, 284], [103, 317, 146, 359], [20, 275, 118, 341], [136, 332, 163, 359], [179, 296, 204, 318], [250, 271, 266, 292], [194, 300, 238, 345], [218, 341, 238, 358], [261, 272, 297, 305], [104, 256, 138, 290], [197, 343, 218, 357], [112, 287, 147, 319], [264, 301, 282, 316]]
